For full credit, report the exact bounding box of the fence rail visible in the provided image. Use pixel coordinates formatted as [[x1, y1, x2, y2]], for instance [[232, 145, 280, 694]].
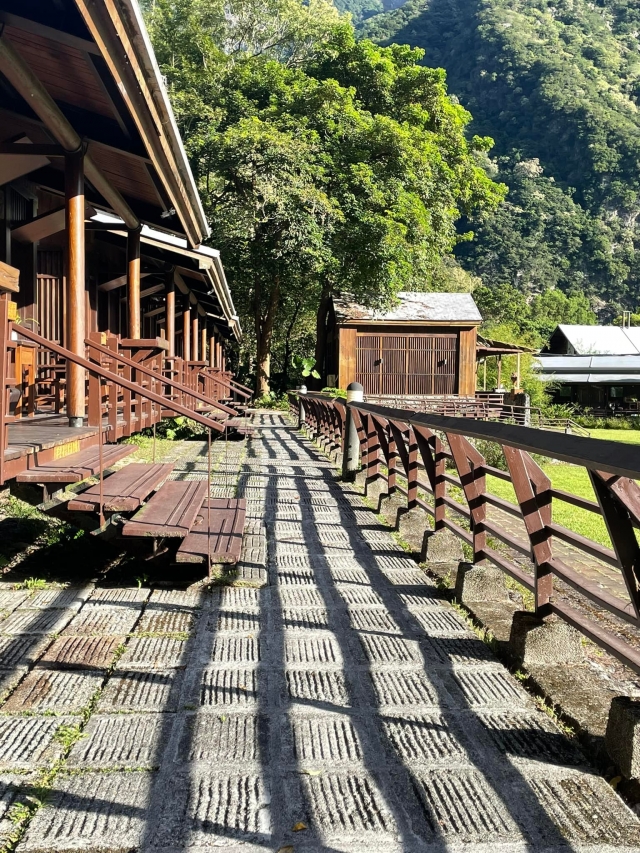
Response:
[[291, 390, 640, 674]]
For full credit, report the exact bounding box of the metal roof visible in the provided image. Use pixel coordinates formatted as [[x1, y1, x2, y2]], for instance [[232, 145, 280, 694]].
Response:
[[536, 354, 640, 384], [555, 325, 640, 355], [333, 292, 482, 324]]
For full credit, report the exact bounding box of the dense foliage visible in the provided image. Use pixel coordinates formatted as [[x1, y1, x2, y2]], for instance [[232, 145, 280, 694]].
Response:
[[144, 0, 505, 392], [361, 0, 640, 323]]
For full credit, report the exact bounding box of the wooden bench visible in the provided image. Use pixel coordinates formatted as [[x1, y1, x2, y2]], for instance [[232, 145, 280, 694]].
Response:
[[176, 498, 246, 570], [121, 480, 207, 538], [67, 463, 174, 513]]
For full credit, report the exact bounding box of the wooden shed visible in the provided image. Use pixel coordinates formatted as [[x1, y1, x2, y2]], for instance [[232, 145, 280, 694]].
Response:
[[322, 292, 482, 396]]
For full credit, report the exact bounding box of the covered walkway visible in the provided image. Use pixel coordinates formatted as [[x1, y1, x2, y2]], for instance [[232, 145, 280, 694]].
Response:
[[1, 414, 639, 851]]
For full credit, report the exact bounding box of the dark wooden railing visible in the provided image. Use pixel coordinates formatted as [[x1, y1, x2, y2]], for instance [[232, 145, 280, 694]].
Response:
[[292, 390, 640, 674]]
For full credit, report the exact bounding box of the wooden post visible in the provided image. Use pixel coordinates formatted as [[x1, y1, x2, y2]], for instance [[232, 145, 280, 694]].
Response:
[[209, 334, 215, 367], [65, 148, 85, 427], [201, 326, 207, 365], [182, 302, 190, 361], [497, 354, 502, 389], [192, 312, 198, 361], [516, 352, 521, 389], [166, 274, 175, 358], [127, 226, 141, 339]]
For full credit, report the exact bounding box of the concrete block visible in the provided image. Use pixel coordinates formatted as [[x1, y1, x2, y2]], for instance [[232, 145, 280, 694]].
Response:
[[364, 475, 386, 504], [396, 507, 430, 554], [509, 612, 585, 667], [136, 606, 197, 635], [3, 669, 103, 714], [423, 530, 463, 563], [378, 490, 407, 523], [455, 562, 510, 604], [606, 697, 640, 779], [38, 635, 125, 670], [0, 716, 71, 769], [66, 714, 169, 769]]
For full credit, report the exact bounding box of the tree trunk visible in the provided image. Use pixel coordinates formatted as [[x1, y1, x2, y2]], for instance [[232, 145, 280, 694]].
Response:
[[282, 301, 301, 392], [254, 275, 281, 397], [312, 288, 331, 390]]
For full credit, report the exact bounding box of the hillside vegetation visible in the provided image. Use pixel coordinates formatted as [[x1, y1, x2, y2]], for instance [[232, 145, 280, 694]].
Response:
[[361, 0, 640, 324]]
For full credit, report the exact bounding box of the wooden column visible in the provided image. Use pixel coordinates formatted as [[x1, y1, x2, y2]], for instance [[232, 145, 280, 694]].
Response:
[[166, 274, 175, 358], [201, 326, 207, 365], [209, 334, 215, 367], [65, 148, 85, 427], [127, 226, 141, 339], [182, 302, 190, 361], [192, 312, 199, 361]]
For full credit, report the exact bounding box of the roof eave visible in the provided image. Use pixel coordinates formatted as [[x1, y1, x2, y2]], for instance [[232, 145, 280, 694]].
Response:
[[73, 0, 210, 248]]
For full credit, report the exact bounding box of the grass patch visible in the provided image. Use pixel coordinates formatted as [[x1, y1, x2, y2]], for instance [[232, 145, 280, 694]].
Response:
[[588, 429, 640, 445]]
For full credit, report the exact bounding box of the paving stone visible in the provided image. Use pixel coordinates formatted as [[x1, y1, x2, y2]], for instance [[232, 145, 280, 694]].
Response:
[[0, 590, 28, 611], [293, 771, 397, 841], [21, 587, 92, 610], [97, 669, 183, 713], [88, 587, 149, 605], [279, 587, 325, 608], [369, 670, 443, 708], [117, 636, 191, 670], [148, 589, 205, 609], [0, 715, 75, 770], [174, 712, 268, 764], [276, 567, 319, 585], [380, 712, 468, 765], [0, 667, 27, 703], [374, 555, 423, 572], [287, 713, 364, 764], [525, 770, 640, 845], [285, 669, 354, 707], [478, 711, 585, 765], [135, 607, 197, 634], [328, 567, 371, 584], [37, 635, 124, 670], [195, 667, 262, 707], [18, 770, 154, 852], [213, 609, 263, 632], [285, 634, 343, 666], [397, 589, 444, 608], [408, 607, 469, 635], [2, 669, 103, 714], [409, 768, 520, 843], [62, 605, 140, 636], [383, 569, 432, 586], [150, 771, 271, 847], [347, 608, 401, 634], [424, 635, 497, 666], [66, 714, 169, 769], [209, 636, 261, 664], [219, 587, 264, 610], [0, 635, 50, 668], [280, 607, 332, 631], [359, 634, 422, 666], [452, 669, 529, 708], [336, 585, 385, 607], [235, 563, 269, 586], [0, 609, 71, 635], [0, 774, 30, 846]]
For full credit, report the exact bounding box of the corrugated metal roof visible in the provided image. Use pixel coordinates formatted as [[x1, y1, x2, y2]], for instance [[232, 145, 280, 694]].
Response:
[[556, 325, 640, 354], [333, 292, 482, 324], [536, 354, 640, 384]]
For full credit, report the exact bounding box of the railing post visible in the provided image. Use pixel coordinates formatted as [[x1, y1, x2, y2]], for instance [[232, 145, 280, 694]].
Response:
[[342, 382, 363, 481], [448, 433, 487, 563]]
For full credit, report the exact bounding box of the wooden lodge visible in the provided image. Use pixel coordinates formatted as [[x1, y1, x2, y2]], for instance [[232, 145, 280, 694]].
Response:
[[321, 292, 481, 397], [0, 0, 250, 570]]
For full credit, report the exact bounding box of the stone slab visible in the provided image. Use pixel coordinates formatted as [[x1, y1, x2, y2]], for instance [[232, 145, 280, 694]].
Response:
[[194, 667, 263, 708], [478, 710, 585, 766], [0, 609, 71, 635], [2, 669, 103, 714], [135, 607, 197, 635], [285, 713, 364, 766], [358, 634, 422, 667], [148, 589, 205, 609], [117, 636, 191, 670], [213, 609, 263, 632], [88, 587, 149, 605], [0, 715, 73, 769], [368, 670, 444, 709], [284, 634, 344, 667], [66, 714, 170, 769], [284, 669, 354, 708], [380, 712, 468, 765], [335, 585, 384, 607], [62, 606, 140, 636], [173, 712, 268, 764], [97, 669, 183, 713], [18, 770, 155, 852], [0, 774, 30, 847], [0, 635, 51, 668], [452, 669, 529, 709], [0, 590, 28, 612], [347, 608, 401, 634], [20, 587, 92, 610], [148, 771, 271, 848], [279, 588, 325, 608], [280, 608, 332, 631], [408, 607, 470, 635], [0, 667, 27, 703], [37, 635, 125, 670]]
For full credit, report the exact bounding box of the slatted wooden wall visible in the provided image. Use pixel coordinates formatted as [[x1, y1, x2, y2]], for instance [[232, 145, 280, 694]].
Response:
[[355, 333, 458, 396]]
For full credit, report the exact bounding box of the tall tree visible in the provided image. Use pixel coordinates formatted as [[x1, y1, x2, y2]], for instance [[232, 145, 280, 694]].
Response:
[[145, 0, 506, 392]]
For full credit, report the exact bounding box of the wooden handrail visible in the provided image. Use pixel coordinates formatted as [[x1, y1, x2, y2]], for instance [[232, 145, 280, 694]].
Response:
[[84, 338, 236, 417], [14, 325, 226, 433]]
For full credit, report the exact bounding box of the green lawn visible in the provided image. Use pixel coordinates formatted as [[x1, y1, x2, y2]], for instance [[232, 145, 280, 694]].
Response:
[[588, 428, 640, 445]]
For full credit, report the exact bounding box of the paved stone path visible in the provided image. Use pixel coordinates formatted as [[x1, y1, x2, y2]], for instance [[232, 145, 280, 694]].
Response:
[[0, 412, 639, 851]]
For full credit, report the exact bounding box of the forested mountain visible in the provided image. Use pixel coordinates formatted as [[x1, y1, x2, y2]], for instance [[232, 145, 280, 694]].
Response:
[[359, 0, 640, 322]]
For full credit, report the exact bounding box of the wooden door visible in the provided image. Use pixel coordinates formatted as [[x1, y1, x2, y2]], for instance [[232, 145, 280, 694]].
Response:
[[356, 332, 458, 396]]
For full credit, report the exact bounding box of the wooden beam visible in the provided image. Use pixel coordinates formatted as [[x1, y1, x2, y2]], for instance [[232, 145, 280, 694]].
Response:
[[98, 271, 151, 292], [166, 275, 175, 358], [127, 227, 142, 339], [0, 143, 64, 156], [144, 305, 166, 318], [0, 12, 101, 55], [65, 149, 85, 427], [0, 260, 19, 293]]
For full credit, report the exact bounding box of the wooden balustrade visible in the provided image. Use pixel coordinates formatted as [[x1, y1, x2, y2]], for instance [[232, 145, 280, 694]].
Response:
[[292, 390, 640, 675]]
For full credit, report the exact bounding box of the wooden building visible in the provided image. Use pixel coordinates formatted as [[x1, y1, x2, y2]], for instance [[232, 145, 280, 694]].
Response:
[[321, 292, 482, 396]]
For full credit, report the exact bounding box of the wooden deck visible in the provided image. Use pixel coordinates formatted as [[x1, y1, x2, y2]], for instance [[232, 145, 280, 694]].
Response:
[[5, 415, 99, 462]]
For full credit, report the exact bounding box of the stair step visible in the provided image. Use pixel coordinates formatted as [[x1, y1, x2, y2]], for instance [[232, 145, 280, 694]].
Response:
[[176, 498, 246, 565], [121, 480, 207, 538], [67, 463, 174, 513], [16, 444, 134, 484]]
